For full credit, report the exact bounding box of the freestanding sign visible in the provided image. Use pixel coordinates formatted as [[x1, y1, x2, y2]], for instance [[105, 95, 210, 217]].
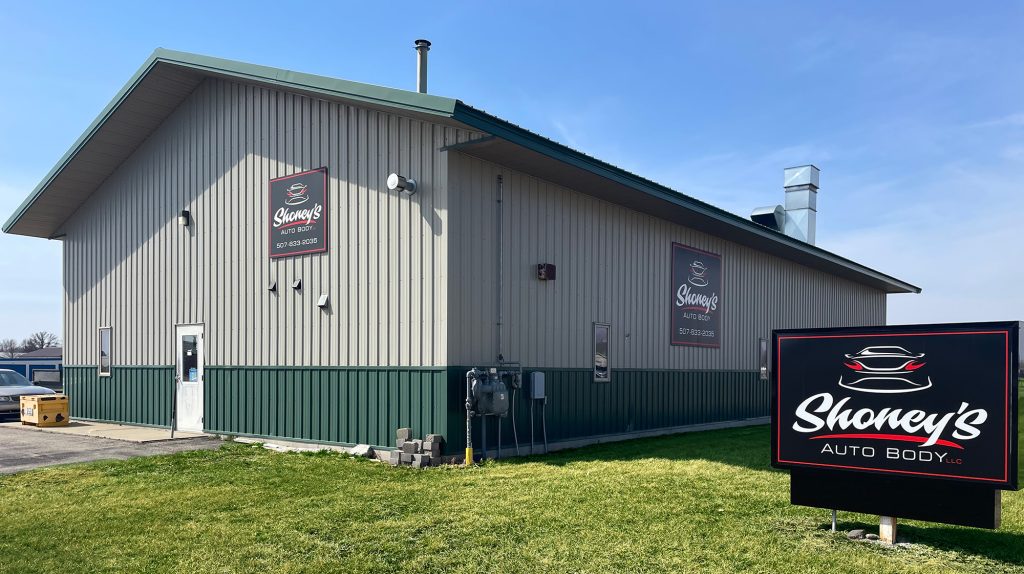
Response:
[[772, 321, 1021, 529], [670, 243, 722, 347], [269, 168, 328, 258]]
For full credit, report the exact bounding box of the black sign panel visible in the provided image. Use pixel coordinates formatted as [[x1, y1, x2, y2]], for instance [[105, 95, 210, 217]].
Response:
[[269, 168, 328, 258], [772, 322, 1020, 490], [671, 243, 722, 347]]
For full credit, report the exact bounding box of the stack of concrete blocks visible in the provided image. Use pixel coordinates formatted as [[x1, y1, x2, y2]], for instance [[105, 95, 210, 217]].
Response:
[[387, 428, 446, 468]]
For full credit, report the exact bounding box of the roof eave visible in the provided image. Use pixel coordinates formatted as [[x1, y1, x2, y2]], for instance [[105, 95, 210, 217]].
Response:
[[4, 48, 461, 237], [451, 102, 921, 295]]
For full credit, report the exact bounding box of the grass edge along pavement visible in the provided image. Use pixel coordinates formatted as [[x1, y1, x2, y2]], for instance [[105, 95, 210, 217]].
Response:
[[0, 388, 1021, 574]]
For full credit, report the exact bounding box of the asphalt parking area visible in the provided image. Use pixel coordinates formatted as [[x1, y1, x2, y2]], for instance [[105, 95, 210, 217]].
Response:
[[0, 422, 222, 474]]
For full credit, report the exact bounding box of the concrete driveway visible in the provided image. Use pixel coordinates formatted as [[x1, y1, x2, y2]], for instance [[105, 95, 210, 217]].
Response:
[[0, 421, 222, 474]]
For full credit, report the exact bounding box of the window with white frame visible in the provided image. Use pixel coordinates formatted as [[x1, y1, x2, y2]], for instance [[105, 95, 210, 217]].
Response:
[[594, 322, 611, 383], [99, 327, 111, 377]]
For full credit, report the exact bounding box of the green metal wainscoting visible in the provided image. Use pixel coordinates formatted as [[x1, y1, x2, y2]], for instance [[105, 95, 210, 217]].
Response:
[[63, 366, 173, 427], [446, 368, 769, 452], [203, 367, 449, 448]]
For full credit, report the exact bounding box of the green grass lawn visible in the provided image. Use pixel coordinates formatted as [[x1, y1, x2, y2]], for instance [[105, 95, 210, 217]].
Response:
[[2, 393, 1022, 573]]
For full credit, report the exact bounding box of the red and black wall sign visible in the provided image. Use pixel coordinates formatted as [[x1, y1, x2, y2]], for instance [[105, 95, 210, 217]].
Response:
[[772, 322, 1020, 490], [670, 243, 722, 347], [269, 168, 328, 258]]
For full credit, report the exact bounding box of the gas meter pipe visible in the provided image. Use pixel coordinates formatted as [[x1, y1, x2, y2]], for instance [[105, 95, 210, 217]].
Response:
[[465, 369, 475, 466]]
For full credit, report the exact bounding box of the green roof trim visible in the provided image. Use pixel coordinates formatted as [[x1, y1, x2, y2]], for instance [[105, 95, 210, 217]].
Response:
[[151, 48, 459, 117], [4, 48, 920, 294]]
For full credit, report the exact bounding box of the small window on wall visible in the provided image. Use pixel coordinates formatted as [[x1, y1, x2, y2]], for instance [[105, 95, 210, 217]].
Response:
[[594, 322, 611, 383], [759, 338, 769, 381], [99, 327, 112, 377]]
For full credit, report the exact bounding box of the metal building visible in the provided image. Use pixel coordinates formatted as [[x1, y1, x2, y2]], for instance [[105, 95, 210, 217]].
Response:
[[3, 48, 918, 454]]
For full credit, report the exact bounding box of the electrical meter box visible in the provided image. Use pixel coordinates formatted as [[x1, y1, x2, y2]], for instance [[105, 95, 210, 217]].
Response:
[[530, 372, 545, 400]]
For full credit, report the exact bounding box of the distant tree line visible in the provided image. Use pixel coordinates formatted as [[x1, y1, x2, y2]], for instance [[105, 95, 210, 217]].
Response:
[[0, 331, 60, 359]]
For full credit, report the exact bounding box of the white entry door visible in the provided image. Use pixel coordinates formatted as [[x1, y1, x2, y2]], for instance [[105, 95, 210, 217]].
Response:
[[175, 324, 205, 432]]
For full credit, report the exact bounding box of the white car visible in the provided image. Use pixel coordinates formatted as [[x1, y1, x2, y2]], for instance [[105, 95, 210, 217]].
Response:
[[0, 369, 56, 415]]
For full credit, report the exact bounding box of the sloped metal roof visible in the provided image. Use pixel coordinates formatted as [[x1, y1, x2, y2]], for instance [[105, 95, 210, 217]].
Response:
[[3, 49, 920, 294]]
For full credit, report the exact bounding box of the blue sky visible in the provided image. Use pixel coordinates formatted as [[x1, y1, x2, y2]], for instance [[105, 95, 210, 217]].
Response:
[[1, 1, 1022, 342]]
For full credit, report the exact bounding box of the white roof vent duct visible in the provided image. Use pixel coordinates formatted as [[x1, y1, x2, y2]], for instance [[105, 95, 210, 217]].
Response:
[[782, 165, 820, 245]]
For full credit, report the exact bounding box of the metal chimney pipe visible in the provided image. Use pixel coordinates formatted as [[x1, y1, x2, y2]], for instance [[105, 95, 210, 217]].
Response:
[[414, 39, 431, 93]]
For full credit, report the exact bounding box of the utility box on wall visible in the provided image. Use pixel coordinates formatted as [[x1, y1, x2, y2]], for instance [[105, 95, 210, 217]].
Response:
[[537, 263, 556, 280], [529, 372, 545, 400]]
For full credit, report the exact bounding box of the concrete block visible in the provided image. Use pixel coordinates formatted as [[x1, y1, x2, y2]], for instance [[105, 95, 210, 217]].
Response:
[[422, 440, 442, 457], [386, 450, 401, 467], [425, 433, 445, 443], [400, 452, 415, 465], [396, 427, 413, 441], [350, 444, 375, 458], [396, 439, 406, 450], [411, 454, 431, 468], [402, 439, 422, 454]]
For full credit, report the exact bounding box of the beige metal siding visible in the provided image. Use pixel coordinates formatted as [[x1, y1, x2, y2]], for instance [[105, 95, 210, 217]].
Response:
[[62, 78, 481, 367], [447, 153, 886, 370]]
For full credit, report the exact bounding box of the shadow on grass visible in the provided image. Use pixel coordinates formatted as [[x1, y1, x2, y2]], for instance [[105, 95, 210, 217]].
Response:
[[899, 523, 1024, 566], [812, 519, 1024, 566], [496, 423, 781, 474]]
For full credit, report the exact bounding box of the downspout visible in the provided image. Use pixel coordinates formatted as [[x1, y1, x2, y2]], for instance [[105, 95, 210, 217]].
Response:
[[496, 174, 504, 363]]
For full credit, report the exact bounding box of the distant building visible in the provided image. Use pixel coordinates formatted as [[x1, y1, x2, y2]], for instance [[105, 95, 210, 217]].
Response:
[[19, 347, 62, 360]]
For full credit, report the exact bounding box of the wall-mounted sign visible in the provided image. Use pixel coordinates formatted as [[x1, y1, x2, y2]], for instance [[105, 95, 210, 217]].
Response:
[[670, 243, 722, 347], [269, 168, 328, 258], [772, 323, 1020, 489]]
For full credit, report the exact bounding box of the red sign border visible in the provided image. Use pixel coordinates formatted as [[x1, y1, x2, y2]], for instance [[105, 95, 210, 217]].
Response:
[[775, 329, 1012, 485]]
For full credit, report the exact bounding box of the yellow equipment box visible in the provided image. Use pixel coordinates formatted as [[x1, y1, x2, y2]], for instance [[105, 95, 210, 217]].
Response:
[[20, 394, 69, 427]]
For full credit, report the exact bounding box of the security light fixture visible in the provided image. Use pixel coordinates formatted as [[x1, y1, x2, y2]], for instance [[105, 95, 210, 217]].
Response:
[[386, 173, 417, 195], [179, 210, 190, 227], [292, 279, 302, 290], [317, 294, 329, 308], [267, 280, 277, 293], [537, 263, 556, 280]]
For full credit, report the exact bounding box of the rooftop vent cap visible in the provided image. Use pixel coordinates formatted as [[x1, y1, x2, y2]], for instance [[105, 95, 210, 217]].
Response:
[[750, 204, 785, 231]]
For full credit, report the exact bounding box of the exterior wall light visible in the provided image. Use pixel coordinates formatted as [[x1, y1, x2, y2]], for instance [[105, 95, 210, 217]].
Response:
[[292, 279, 302, 290], [317, 294, 329, 308], [386, 173, 417, 195], [179, 210, 190, 227], [267, 280, 277, 293]]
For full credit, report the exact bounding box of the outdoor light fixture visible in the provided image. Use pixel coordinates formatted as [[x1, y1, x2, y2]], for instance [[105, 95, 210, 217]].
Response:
[[292, 279, 302, 290], [317, 294, 329, 308], [386, 173, 417, 195], [267, 280, 277, 293], [179, 210, 190, 227]]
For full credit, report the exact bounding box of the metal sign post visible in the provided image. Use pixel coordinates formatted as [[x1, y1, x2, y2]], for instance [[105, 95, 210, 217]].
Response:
[[880, 516, 897, 545]]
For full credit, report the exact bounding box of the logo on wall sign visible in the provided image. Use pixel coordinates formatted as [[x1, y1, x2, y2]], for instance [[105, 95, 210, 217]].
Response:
[[688, 260, 709, 287], [839, 346, 932, 394], [285, 182, 309, 205]]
